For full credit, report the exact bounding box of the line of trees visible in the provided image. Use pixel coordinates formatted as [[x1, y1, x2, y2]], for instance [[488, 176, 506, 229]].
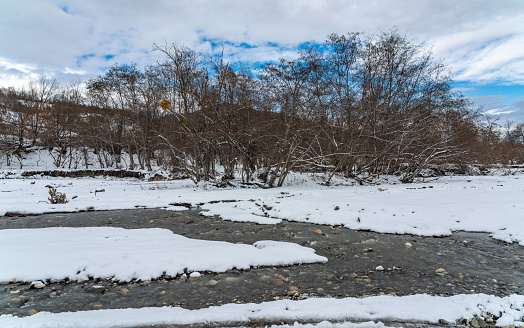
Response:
[[1, 30, 523, 185]]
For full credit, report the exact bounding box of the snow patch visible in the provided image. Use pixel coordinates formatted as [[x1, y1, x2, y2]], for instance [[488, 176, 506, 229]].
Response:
[[0, 294, 522, 328], [0, 227, 327, 283]]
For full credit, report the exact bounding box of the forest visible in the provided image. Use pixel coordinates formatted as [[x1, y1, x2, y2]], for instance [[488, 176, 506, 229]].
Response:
[[1, 30, 523, 186]]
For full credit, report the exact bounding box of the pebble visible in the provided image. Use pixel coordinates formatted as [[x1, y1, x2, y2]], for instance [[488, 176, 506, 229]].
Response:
[[349, 273, 358, 279], [117, 288, 129, 295], [179, 274, 187, 282], [404, 242, 413, 248], [207, 279, 218, 286], [223, 277, 242, 284], [30, 281, 46, 289], [435, 268, 446, 274], [91, 303, 103, 309], [288, 286, 299, 292], [271, 279, 284, 285], [375, 266, 385, 271], [28, 309, 38, 316]]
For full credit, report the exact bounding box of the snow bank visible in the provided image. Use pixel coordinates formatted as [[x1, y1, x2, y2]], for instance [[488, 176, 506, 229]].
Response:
[[1, 294, 523, 328], [1, 174, 523, 245], [0, 227, 326, 283], [269, 322, 391, 328]]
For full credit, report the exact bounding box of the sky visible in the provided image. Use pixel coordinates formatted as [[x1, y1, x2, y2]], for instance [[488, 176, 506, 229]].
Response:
[[0, 0, 524, 123]]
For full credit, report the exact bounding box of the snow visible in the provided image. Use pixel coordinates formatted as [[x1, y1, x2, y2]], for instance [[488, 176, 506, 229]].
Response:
[[1, 168, 524, 326], [268, 322, 391, 328], [1, 173, 523, 245], [1, 294, 523, 328], [0, 227, 326, 283]]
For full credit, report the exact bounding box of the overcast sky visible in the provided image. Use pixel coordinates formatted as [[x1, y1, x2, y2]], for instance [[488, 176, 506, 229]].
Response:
[[1, 0, 524, 122]]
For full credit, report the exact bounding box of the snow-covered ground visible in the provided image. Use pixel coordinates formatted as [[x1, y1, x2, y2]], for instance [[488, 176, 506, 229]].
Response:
[[1, 171, 523, 244], [0, 227, 326, 283], [1, 167, 524, 327], [1, 294, 523, 328]]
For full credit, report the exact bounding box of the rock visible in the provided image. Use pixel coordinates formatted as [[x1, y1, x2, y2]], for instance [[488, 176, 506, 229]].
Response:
[[404, 242, 413, 248], [30, 280, 46, 289], [189, 272, 201, 282], [207, 279, 218, 286], [316, 287, 324, 293], [91, 303, 103, 309], [471, 317, 487, 328], [435, 268, 446, 274], [271, 278, 285, 285], [117, 288, 129, 295], [375, 266, 385, 271], [179, 274, 187, 282], [28, 309, 38, 316], [9, 297, 29, 307], [258, 274, 271, 281], [86, 285, 105, 294], [288, 286, 299, 292], [334, 206, 340, 210], [314, 229, 324, 235], [223, 277, 242, 284], [349, 272, 358, 279]]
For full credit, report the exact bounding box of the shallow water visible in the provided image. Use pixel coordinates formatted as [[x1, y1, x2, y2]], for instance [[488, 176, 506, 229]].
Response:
[[1, 208, 522, 318]]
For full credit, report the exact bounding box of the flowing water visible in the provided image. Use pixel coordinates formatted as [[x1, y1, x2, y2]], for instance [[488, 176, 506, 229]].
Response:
[[1, 208, 522, 321]]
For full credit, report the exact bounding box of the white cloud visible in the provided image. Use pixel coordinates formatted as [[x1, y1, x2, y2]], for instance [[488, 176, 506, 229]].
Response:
[[0, 0, 523, 88]]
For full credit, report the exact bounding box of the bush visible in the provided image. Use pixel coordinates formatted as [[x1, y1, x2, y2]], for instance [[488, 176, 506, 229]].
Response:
[[48, 188, 68, 204]]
